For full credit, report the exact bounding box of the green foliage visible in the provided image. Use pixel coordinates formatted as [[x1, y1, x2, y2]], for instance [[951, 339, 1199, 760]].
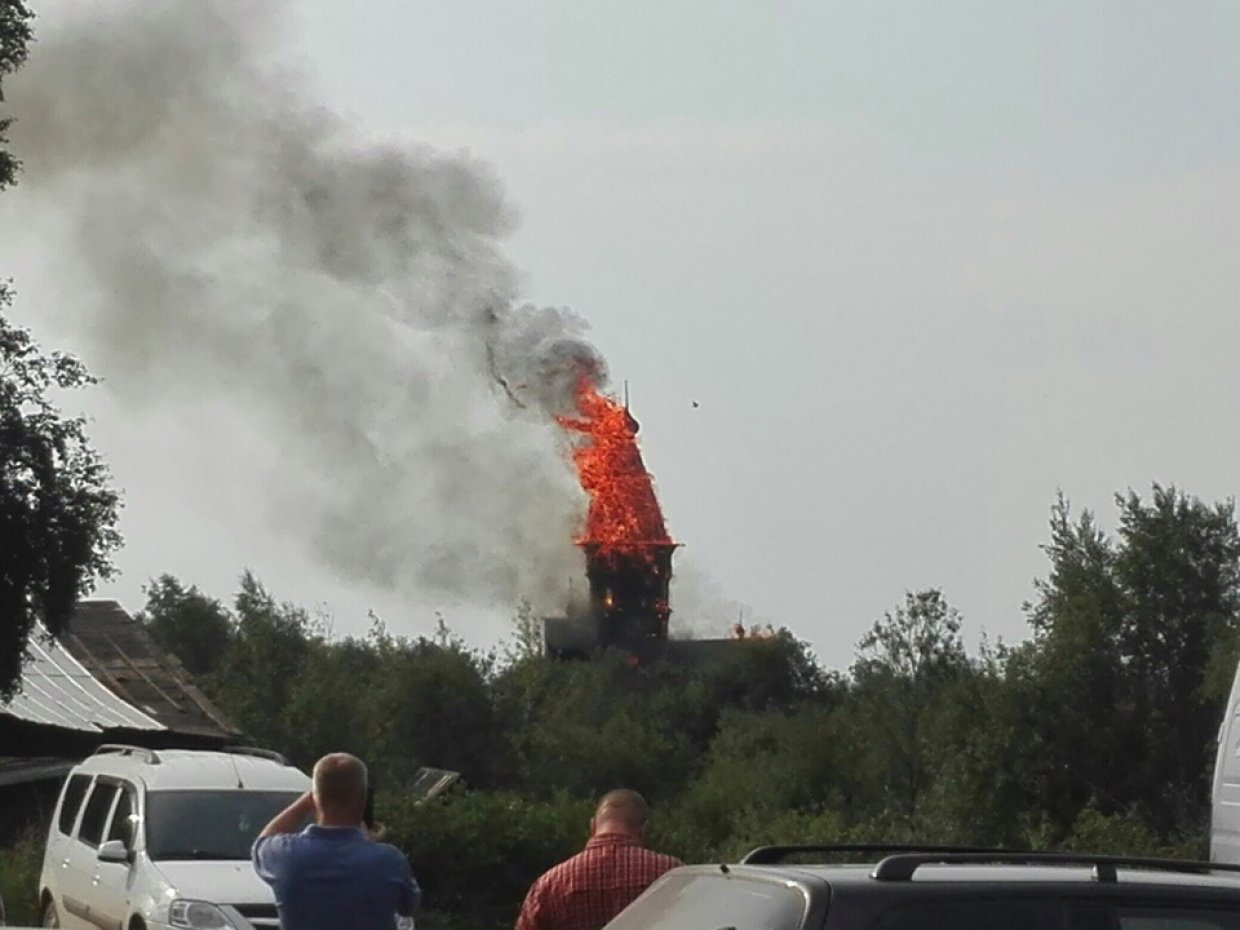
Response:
[[383, 791, 591, 930], [0, 830, 41, 926], [1024, 487, 1240, 834], [208, 571, 318, 748], [497, 651, 694, 800], [671, 707, 845, 853], [503, 599, 543, 663], [138, 574, 233, 676], [0, 304, 122, 699], [279, 635, 381, 767], [695, 806, 853, 864], [363, 626, 505, 788], [851, 590, 972, 819], [1057, 805, 1204, 860], [0, 0, 34, 190]]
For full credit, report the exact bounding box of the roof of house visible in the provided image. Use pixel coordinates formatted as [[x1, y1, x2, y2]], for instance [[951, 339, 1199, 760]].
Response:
[[2, 628, 163, 733], [1, 600, 238, 742], [61, 601, 239, 739]]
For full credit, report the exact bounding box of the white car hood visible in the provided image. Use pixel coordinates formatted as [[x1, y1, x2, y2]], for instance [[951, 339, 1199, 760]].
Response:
[[153, 860, 275, 905]]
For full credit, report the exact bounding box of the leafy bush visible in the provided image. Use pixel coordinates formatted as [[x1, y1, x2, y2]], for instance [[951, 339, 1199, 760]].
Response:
[[1059, 806, 1205, 860], [382, 790, 592, 930], [0, 832, 42, 926]]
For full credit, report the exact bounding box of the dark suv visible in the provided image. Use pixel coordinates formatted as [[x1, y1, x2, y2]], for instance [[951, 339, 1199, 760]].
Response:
[[603, 845, 1240, 930]]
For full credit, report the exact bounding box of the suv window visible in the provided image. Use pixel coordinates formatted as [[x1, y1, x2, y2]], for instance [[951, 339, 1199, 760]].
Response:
[[877, 898, 1240, 930], [879, 898, 1051, 930], [106, 786, 137, 850], [57, 774, 92, 835], [1073, 904, 1240, 930], [78, 782, 120, 848], [606, 872, 809, 930]]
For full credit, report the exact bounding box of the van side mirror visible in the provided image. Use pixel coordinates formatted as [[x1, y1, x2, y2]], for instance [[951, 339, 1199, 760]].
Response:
[[98, 840, 130, 864]]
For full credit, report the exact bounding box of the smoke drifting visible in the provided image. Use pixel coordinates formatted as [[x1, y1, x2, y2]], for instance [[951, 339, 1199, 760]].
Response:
[[4, 1, 605, 610]]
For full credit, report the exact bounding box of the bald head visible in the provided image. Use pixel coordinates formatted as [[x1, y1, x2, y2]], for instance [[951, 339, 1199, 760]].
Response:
[[312, 753, 368, 823], [591, 789, 650, 838]]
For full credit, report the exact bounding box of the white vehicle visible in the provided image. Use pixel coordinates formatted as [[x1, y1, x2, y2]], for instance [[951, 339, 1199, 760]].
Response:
[[38, 744, 310, 930], [1212, 657, 1240, 863]]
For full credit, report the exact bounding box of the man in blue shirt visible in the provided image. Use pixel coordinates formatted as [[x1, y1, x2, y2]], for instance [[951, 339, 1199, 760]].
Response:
[[253, 753, 420, 930]]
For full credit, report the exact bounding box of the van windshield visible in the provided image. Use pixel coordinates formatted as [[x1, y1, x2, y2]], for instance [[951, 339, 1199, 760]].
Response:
[[146, 790, 306, 860]]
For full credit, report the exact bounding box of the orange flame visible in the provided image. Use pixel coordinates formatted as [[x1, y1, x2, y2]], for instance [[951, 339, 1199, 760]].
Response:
[[557, 375, 673, 552]]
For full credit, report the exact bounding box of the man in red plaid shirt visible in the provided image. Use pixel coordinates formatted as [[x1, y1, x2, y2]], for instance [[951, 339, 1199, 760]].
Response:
[[515, 789, 681, 930]]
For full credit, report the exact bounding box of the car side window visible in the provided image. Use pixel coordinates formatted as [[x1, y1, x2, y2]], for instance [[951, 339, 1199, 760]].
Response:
[[57, 774, 93, 836], [875, 897, 1052, 930], [105, 785, 137, 850], [78, 782, 120, 848], [605, 872, 810, 930], [1070, 903, 1240, 930]]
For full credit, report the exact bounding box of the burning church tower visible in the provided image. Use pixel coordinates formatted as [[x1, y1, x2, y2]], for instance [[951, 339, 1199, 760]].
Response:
[[545, 377, 681, 659]]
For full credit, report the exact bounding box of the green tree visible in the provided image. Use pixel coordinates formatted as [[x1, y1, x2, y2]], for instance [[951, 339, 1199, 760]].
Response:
[[138, 574, 234, 677], [364, 624, 506, 788], [496, 653, 693, 800], [673, 706, 847, 852], [281, 636, 380, 769], [0, 308, 122, 699], [1, 0, 34, 190], [1113, 486, 1240, 830], [1020, 495, 1130, 830], [209, 571, 315, 747], [905, 640, 1034, 845], [0, 2, 118, 701], [502, 600, 543, 664], [1025, 486, 1240, 836], [849, 590, 972, 820]]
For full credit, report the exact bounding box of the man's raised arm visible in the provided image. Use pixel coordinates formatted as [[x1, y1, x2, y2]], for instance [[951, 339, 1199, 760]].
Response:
[[258, 791, 316, 839]]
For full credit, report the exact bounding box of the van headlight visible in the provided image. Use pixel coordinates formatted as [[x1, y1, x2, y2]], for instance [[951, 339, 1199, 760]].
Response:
[[169, 900, 234, 929]]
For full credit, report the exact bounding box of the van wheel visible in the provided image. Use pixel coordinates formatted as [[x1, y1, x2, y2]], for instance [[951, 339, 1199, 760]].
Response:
[[41, 899, 60, 927]]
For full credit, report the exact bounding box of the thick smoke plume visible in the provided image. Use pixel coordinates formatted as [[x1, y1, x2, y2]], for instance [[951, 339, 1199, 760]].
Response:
[[4, 1, 604, 610]]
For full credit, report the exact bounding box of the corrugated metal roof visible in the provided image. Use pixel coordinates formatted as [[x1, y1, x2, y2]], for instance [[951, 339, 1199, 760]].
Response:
[[1, 628, 164, 733], [1, 601, 239, 743], [408, 767, 461, 802]]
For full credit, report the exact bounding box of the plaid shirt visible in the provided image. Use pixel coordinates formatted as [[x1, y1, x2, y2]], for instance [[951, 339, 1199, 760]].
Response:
[[515, 833, 681, 930]]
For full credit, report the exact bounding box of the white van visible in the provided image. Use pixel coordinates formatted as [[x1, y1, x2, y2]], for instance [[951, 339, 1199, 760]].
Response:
[[38, 744, 309, 929], [1211, 659, 1240, 863]]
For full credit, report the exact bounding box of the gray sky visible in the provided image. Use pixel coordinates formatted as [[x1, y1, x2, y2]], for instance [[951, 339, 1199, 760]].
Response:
[[8, 1, 1240, 668]]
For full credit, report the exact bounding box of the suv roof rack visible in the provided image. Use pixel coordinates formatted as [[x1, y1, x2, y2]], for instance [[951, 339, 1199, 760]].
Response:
[[741, 844, 1000, 865], [223, 745, 289, 766], [94, 744, 161, 765], [741, 846, 1240, 884], [871, 851, 1240, 883]]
